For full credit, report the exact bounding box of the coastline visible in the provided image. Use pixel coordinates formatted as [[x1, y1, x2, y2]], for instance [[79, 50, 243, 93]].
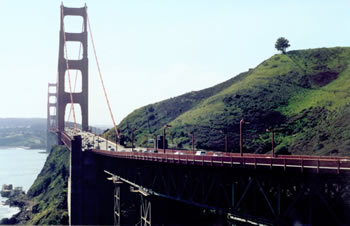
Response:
[[0, 146, 30, 150], [0, 146, 46, 151], [0, 193, 32, 224], [0, 147, 48, 224], [0, 196, 20, 222]]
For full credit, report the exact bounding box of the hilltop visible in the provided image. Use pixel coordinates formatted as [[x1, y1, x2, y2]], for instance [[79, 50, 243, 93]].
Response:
[[106, 47, 350, 156]]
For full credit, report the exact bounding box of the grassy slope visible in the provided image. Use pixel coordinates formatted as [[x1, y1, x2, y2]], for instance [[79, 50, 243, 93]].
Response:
[[109, 47, 350, 156], [25, 145, 69, 225], [280, 48, 350, 115], [107, 71, 252, 144]]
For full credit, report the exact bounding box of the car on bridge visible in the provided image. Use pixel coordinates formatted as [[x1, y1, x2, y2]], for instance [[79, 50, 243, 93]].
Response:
[[195, 150, 206, 156]]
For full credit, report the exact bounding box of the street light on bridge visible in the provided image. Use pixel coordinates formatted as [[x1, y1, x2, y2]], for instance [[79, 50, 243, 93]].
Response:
[[153, 134, 158, 150], [240, 118, 250, 156], [266, 128, 275, 157], [220, 130, 228, 152], [131, 128, 138, 152], [114, 134, 118, 152], [163, 124, 172, 153], [189, 132, 195, 154]]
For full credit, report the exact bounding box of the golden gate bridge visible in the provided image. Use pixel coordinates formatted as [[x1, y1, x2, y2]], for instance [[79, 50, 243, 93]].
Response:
[[47, 3, 350, 226]]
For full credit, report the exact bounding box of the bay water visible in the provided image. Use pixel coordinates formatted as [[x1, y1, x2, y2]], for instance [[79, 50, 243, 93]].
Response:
[[0, 148, 47, 219]]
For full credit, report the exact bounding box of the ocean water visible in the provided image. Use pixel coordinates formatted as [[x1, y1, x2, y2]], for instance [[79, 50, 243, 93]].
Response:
[[0, 148, 48, 220]]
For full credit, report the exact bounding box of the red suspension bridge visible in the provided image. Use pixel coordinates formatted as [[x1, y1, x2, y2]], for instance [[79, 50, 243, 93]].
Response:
[[47, 4, 350, 226]]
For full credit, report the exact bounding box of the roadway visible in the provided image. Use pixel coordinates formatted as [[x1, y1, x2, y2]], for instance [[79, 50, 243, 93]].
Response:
[[65, 127, 146, 152], [63, 127, 350, 173]]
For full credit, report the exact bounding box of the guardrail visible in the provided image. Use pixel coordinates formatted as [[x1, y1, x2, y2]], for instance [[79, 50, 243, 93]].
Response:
[[90, 149, 350, 174], [59, 130, 350, 173], [61, 131, 72, 150], [145, 148, 350, 160]]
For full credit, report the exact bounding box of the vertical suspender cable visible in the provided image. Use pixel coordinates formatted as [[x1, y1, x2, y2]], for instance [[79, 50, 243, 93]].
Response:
[[61, 6, 78, 133], [86, 9, 120, 138]]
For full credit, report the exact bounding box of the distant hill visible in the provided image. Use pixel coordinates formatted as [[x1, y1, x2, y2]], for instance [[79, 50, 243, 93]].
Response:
[[0, 118, 108, 149], [106, 47, 350, 156], [0, 118, 46, 149], [0, 118, 46, 129]]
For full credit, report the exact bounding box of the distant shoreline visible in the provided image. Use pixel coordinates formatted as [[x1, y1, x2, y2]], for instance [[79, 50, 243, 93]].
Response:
[[0, 146, 45, 151]]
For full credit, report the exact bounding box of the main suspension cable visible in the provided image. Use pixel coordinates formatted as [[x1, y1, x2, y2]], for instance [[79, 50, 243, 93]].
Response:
[[86, 9, 120, 139], [61, 6, 78, 133]]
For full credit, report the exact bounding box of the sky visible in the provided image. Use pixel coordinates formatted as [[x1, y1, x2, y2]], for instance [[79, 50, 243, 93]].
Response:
[[0, 1, 349, 126]]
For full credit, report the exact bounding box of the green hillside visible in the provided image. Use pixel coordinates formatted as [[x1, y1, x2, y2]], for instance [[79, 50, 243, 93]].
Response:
[[107, 47, 350, 156], [26, 145, 69, 225]]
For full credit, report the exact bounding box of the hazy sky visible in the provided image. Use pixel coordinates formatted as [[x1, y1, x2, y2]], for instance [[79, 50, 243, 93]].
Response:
[[0, 1, 349, 126]]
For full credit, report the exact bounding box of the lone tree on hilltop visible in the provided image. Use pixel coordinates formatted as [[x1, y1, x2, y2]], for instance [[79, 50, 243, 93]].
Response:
[[275, 37, 290, 54]]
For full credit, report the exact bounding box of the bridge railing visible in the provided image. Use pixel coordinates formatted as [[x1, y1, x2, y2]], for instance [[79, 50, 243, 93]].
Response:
[[145, 147, 350, 160], [90, 149, 350, 174], [61, 131, 72, 150]]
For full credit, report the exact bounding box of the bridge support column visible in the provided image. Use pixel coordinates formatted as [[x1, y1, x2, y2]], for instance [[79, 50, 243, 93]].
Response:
[[69, 135, 83, 225], [140, 195, 151, 226], [231, 183, 235, 208], [113, 181, 122, 226]]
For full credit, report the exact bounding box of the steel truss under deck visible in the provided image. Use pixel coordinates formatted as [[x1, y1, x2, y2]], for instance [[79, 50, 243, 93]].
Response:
[[102, 158, 350, 225]]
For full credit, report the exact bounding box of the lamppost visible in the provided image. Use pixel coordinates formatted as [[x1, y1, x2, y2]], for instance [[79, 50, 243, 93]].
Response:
[[154, 134, 157, 150], [266, 128, 275, 157], [114, 134, 118, 152], [106, 136, 109, 150], [146, 134, 149, 149], [240, 118, 249, 156], [220, 130, 228, 152], [131, 128, 137, 152], [190, 132, 195, 154], [163, 124, 172, 153]]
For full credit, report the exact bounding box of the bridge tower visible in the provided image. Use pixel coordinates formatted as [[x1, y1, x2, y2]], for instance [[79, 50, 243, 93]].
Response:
[[47, 83, 58, 150], [47, 83, 57, 131], [57, 4, 88, 132]]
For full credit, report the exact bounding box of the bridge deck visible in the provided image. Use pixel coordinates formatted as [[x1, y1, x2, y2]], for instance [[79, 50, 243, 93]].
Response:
[[56, 130, 350, 173], [90, 149, 350, 174]]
